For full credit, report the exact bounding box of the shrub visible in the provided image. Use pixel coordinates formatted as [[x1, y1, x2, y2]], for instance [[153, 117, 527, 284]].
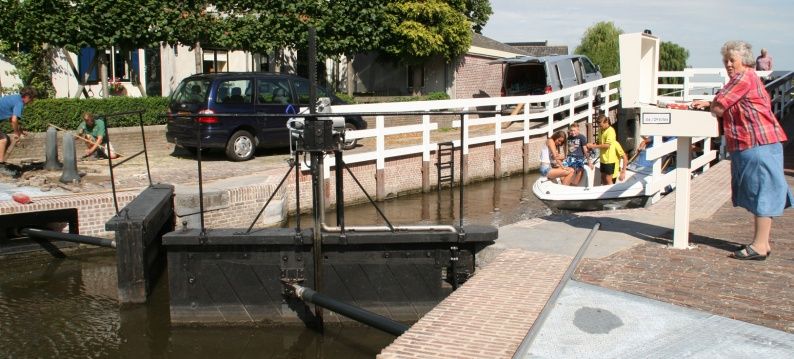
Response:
[[4, 96, 170, 133], [424, 91, 450, 101], [335, 92, 356, 104]]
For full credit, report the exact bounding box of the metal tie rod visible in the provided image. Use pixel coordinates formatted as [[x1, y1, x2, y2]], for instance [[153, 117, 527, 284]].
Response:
[[512, 222, 601, 358], [290, 284, 409, 336], [21, 228, 117, 248]]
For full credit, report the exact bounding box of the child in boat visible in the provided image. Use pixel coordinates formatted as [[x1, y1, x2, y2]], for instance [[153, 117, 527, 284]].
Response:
[[562, 123, 592, 186], [540, 130, 574, 185], [586, 115, 627, 185]]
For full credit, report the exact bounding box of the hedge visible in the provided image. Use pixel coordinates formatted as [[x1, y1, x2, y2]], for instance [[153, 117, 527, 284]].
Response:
[[3, 96, 170, 133], [5, 92, 452, 133]]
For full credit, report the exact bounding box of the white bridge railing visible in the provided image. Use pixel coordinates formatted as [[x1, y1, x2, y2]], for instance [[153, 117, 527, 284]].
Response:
[[330, 75, 621, 171], [641, 69, 792, 198], [325, 68, 793, 202]]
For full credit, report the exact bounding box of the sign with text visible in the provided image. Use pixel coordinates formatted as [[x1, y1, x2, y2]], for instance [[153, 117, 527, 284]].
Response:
[[642, 113, 671, 124]]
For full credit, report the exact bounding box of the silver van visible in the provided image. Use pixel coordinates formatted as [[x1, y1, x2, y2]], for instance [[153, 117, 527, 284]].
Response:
[[493, 55, 603, 99]]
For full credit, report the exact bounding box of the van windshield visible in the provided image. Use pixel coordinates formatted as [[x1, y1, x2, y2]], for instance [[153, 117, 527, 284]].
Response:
[[171, 79, 211, 104], [504, 63, 546, 96]]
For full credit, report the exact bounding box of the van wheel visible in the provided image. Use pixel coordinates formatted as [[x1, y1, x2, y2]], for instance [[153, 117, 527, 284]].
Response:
[[226, 130, 255, 161], [342, 122, 359, 150]]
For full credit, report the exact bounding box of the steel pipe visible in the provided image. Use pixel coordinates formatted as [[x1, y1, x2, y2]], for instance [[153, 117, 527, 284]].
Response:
[[21, 228, 116, 248], [291, 284, 409, 336], [512, 222, 601, 358]]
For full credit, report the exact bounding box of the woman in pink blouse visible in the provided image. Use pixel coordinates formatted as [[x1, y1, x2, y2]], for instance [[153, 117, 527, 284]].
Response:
[[692, 40, 792, 260]]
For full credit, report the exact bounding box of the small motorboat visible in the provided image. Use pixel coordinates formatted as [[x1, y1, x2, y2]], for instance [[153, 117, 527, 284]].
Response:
[[532, 162, 656, 211]]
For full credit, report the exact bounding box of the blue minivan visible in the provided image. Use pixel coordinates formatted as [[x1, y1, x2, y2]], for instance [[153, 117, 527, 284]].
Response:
[[166, 72, 366, 161]]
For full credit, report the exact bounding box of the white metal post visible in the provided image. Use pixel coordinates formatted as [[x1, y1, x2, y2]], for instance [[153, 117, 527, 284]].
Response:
[[422, 114, 430, 162], [376, 115, 385, 169], [673, 137, 693, 249]]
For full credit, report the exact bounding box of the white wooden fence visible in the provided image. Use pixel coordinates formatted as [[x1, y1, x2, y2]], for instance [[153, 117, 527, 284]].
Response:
[[324, 69, 793, 202], [328, 75, 621, 171]]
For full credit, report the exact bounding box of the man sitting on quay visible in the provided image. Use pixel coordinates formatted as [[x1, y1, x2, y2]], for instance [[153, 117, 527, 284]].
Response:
[[77, 112, 119, 160]]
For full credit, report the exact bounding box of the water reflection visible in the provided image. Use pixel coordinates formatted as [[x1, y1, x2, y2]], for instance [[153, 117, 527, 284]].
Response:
[[287, 173, 552, 228], [0, 173, 552, 358], [0, 252, 393, 358]]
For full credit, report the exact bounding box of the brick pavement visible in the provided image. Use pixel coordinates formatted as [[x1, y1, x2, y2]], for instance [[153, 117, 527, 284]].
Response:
[[377, 249, 571, 359], [575, 141, 794, 333]]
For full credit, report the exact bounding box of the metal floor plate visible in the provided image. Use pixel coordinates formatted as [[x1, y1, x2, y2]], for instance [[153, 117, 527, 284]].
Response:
[[526, 281, 794, 358]]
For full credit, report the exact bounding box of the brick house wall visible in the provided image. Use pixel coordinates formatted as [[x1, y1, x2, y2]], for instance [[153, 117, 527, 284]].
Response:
[[454, 55, 504, 100]]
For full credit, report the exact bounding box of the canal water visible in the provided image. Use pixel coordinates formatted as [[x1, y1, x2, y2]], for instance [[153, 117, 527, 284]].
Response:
[[0, 173, 550, 358]]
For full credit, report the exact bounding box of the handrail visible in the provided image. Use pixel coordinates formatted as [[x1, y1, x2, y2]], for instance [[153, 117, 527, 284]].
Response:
[[325, 75, 622, 172], [171, 67, 790, 224], [764, 71, 794, 119], [97, 109, 152, 215]]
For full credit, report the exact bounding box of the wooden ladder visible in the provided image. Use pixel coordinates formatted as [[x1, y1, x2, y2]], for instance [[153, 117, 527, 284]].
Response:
[[436, 142, 455, 189]]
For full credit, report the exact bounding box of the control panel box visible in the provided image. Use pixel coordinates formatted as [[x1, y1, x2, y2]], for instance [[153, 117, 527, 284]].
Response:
[[619, 33, 660, 108], [638, 105, 719, 137]]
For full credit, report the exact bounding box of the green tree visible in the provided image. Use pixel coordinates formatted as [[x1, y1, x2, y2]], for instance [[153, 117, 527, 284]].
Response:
[[316, 0, 390, 58], [660, 41, 689, 71], [382, 0, 473, 95], [658, 41, 690, 94], [464, 0, 493, 34], [2, 0, 179, 97], [0, 0, 59, 97], [574, 21, 622, 77], [2, 0, 484, 98]]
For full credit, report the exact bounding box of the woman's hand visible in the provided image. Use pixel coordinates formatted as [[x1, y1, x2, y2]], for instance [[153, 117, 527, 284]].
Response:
[[618, 169, 626, 182], [691, 100, 710, 110]]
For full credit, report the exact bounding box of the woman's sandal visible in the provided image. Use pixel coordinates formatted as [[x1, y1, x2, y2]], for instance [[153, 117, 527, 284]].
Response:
[[737, 244, 771, 257], [731, 245, 768, 261]]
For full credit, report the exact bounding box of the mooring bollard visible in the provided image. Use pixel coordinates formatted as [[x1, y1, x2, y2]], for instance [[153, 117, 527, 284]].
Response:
[[44, 126, 62, 171], [59, 134, 80, 184]]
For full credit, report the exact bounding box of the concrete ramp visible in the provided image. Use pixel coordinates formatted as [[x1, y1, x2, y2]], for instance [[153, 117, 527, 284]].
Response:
[[378, 249, 571, 359]]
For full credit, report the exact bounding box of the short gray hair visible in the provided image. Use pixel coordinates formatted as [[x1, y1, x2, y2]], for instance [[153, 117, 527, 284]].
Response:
[[720, 40, 755, 67]]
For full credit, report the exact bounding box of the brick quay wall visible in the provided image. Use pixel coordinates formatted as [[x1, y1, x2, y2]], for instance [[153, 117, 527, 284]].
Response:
[[2, 125, 549, 237]]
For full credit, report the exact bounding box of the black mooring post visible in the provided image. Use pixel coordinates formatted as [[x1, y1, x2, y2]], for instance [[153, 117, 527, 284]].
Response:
[[335, 150, 345, 234]]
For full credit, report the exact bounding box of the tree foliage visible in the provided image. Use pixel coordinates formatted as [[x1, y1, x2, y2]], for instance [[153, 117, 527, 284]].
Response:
[[464, 0, 492, 34], [1, 43, 55, 97], [574, 21, 622, 77], [317, 0, 391, 57], [659, 41, 689, 71], [575, 21, 691, 79], [382, 0, 472, 62], [0, 0, 485, 96]]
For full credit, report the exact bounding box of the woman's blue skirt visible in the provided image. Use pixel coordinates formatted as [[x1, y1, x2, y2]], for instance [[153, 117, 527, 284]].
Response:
[[730, 143, 794, 216]]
